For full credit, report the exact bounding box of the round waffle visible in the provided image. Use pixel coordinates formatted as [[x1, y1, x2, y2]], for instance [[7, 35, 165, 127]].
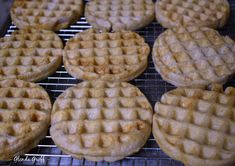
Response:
[[155, 0, 230, 29], [85, 0, 154, 31], [153, 84, 235, 166], [0, 79, 51, 160], [50, 81, 152, 162], [0, 28, 63, 82], [10, 0, 83, 31], [63, 29, 150, 81], [152, 26, 235, 88]]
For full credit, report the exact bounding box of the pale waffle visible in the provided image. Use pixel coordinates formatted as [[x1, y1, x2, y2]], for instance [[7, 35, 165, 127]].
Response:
[[0, 28, 63, 82], [152, 26, 235, 88], [50, 81, 152, 162], [85, 0, 154, 31], [0, 79, 51, 160], [155, 0, 230, 29], [10, 0, 83, 31], [63, 29, 150, 81], [153, 84, 235, 166]]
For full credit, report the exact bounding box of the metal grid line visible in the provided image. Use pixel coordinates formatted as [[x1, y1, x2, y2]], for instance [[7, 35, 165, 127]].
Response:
[[1, 0, 235, 165]]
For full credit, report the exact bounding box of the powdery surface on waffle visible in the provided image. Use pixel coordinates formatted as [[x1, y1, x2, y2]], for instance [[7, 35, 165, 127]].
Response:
[[152, 26, 235, 88], [155, 0, 230, 29], [0, 79, 51, 160], [0, 28, 63, 82], [50, 81, 153, 162], [11, 0, 83, 31], [153, 84, 235, 166], [85, 0, 154, 31], [63, 29, 150, 81]]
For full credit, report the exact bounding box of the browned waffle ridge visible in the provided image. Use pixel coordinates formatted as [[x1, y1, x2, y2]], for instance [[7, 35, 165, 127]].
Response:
[[63, 29, 150, 81]]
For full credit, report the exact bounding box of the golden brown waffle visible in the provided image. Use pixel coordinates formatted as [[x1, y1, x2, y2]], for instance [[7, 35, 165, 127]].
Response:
[[153, 84, 235, 166], [155, 0, 230, 29], [63, 29, 150, 81], [0, 28, 63, 82], [85, 0, 154, 31], [50, 81, 152, 162], [11, 0, 83, 31], [0, 79, 51, 160], [152, 26, 235, 87]]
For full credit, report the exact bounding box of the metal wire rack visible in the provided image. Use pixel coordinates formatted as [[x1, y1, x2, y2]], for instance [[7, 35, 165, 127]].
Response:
[[1, 0, 235, 165]]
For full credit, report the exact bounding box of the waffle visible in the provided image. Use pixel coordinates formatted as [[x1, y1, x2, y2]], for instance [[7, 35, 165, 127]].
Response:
[[85, 0, 154, 31], [0, 79, 51, 160], [10, 0, 83, 31], [50, 81, 152, 162], [155, 0, 230, 29], [152, 26, 235, 87], [0, 28, 63, 82], [153, 84, 235, 166], [63, 29, 150, 81]]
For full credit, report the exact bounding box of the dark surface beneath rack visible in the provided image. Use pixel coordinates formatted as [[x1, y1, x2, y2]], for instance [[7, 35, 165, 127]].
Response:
[[1, 0, 235, 165]]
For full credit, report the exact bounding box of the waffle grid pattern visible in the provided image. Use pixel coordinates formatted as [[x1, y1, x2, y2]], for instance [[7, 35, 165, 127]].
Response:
[[0, 79, 51, 160], [0, 28, 63, 82], [50, 81, 152, 161], [155, 0, 230, 28], [64, 29, 149, 81], [153, 86, 235, 165], [85, 0, 154, 31], [153, 26, 235, 87], [10, 0, 84, 31]]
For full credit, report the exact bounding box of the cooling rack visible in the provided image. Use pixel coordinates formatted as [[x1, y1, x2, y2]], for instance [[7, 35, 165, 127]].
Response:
[[1, 0, 235, 165]]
